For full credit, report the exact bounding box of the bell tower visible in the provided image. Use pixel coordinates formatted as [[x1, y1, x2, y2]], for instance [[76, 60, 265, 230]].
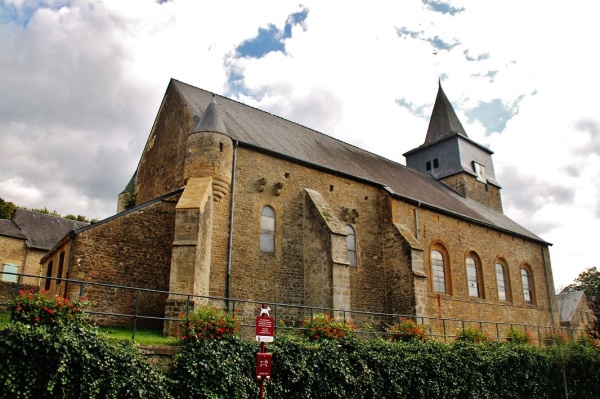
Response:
[[403, 82, 503, 212]]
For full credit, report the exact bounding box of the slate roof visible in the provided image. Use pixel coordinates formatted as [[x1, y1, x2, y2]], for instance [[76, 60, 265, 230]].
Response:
[[9, 209, 88, 251], [172, 79, 547, 244], [557, 291, 586, 323], [424, 81, 468, 143], [0, 219, 27, 240]]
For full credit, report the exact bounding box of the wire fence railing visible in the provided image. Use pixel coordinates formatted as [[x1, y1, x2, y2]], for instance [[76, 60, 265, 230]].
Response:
[[0, 271, 588, 344]]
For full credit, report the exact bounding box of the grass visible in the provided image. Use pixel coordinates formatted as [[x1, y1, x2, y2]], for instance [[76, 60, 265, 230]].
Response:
[[0, 310, 179, 346], [0, 310, 10, 324], [98, 326, 180, 346]]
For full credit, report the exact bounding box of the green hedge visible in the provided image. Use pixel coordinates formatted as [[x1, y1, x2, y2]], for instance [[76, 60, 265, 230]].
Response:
[[2, 324, 600, 398], [169, 335, 600, 399], [0, 323, 172, 399]]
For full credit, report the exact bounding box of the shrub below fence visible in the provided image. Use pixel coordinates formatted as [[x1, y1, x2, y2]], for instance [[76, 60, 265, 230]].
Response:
[[2, 324, 600, 398], [1, 292, 600, 398]]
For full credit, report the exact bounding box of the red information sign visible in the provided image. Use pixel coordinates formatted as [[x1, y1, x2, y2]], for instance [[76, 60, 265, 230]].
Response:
[[255, 315, 275, 342], [256, 352, 273, 380]]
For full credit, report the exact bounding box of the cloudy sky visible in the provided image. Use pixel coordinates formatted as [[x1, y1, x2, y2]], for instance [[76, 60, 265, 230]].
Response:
[[1, 0, 598, 290]]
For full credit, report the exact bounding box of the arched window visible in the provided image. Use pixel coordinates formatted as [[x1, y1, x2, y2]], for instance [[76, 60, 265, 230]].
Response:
[[466, 253, 484, 298], [431, 250, 447, 293], [345, 225, 357, 266], [495, 262, 510, 302], [259, 206, 275, 253], [521, 267, 534, 305]]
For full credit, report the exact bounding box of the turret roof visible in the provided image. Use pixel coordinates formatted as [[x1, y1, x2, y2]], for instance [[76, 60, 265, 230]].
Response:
[[194, 95, 228, 134]]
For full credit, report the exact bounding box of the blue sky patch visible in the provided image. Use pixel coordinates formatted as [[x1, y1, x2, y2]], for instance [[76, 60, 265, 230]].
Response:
[[227, 6, 308, 97], [395, 98, 430, 119], [465, 97, 522, 135], [422, 0, 465, 16], [235, 7, 308, 59], [396, 27, 459, 51], [0, 1, 70, 27], [464, 50, 490, 62]]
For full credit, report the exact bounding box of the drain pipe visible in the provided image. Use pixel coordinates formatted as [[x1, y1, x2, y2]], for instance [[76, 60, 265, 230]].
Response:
[[225, 140, 238, 310], [541, 245, 556, 327]]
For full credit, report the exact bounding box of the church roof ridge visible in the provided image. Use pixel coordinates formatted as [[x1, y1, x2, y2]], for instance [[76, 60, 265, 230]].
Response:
[[170, 79, 547, 245]]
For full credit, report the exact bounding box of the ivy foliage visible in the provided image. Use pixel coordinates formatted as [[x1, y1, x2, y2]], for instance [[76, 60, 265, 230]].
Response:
[[0, 323, 172, 399], [1, 291, 600, 399], [0, 291, 171, 399], [169, 337, 258, 399]]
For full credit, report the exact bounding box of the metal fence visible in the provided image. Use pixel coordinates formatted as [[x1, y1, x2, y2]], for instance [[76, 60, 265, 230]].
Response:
[[0, 271, 587, 344]]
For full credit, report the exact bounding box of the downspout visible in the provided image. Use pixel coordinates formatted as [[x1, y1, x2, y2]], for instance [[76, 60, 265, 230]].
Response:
[[225, 140, 238, 310], [541, 245, 556, 327], [63, 236, 74, 298]]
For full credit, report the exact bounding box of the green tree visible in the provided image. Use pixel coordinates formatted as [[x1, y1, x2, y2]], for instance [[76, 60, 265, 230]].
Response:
[[564, 267, 600, 338], [0, 198, 16, 219], [64, 214, 90, 223]]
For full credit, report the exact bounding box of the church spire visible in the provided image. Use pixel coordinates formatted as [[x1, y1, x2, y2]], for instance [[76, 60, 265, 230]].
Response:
[[424, 81, 467, 144], [403, 81, 503, 212]]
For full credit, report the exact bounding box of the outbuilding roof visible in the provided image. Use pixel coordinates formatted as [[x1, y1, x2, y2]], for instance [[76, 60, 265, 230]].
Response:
[[0, 219, 27, 240], [556, 291, 586, 323], [172, 79, 547, 244], [9, 209, 88, 251]]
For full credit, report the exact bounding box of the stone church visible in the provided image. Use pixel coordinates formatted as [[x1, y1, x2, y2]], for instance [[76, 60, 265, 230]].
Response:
[[40, 79, 558, 334]]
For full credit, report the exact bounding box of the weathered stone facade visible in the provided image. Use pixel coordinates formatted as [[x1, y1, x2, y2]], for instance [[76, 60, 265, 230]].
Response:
[[39, 79, 559, 335], [41, 192, 179, 327]]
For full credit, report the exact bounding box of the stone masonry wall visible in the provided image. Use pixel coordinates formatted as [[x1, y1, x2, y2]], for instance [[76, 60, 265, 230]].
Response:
[[228, 146, 390, 320], [0, 236, 25, 282], [390, 198, 557, 334], [135, 85, 194, 205], [41, 194, 180, 328], [442, 173, 503, 212]]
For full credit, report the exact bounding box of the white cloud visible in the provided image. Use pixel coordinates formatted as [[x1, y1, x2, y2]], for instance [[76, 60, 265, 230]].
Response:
[[1, 0, 598, 289]]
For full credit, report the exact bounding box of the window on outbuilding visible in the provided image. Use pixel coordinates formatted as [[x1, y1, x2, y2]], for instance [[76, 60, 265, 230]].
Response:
[[259, 206, 275, 253], [345, 225, 357, 266], [521, 267, 534, 305], [1, 263, 19, 283]]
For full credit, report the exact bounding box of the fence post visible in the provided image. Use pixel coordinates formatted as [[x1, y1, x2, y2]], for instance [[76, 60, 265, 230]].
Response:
[[274, 303, 278, 335], [78, 282, 84, 301], [185, 295, 191, 318], [496, 323, 500, 342], [13, 273, 22, 298], [443, 319, 447, 342], [132, 289, 141, 340]]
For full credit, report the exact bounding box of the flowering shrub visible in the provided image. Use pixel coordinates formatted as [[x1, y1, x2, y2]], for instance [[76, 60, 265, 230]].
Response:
[[457, 326, 489, 343], [301, 313, 355, 341], [179, 304, 240, 342], [506, 327, 533, 344], [386, 318, 428, 342], [8, 289, 87, 327], [543, 331, 568, 346]]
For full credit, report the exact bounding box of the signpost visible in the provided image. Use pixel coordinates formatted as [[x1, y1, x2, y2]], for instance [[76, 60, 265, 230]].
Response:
[[255, 304, 274, 399]]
